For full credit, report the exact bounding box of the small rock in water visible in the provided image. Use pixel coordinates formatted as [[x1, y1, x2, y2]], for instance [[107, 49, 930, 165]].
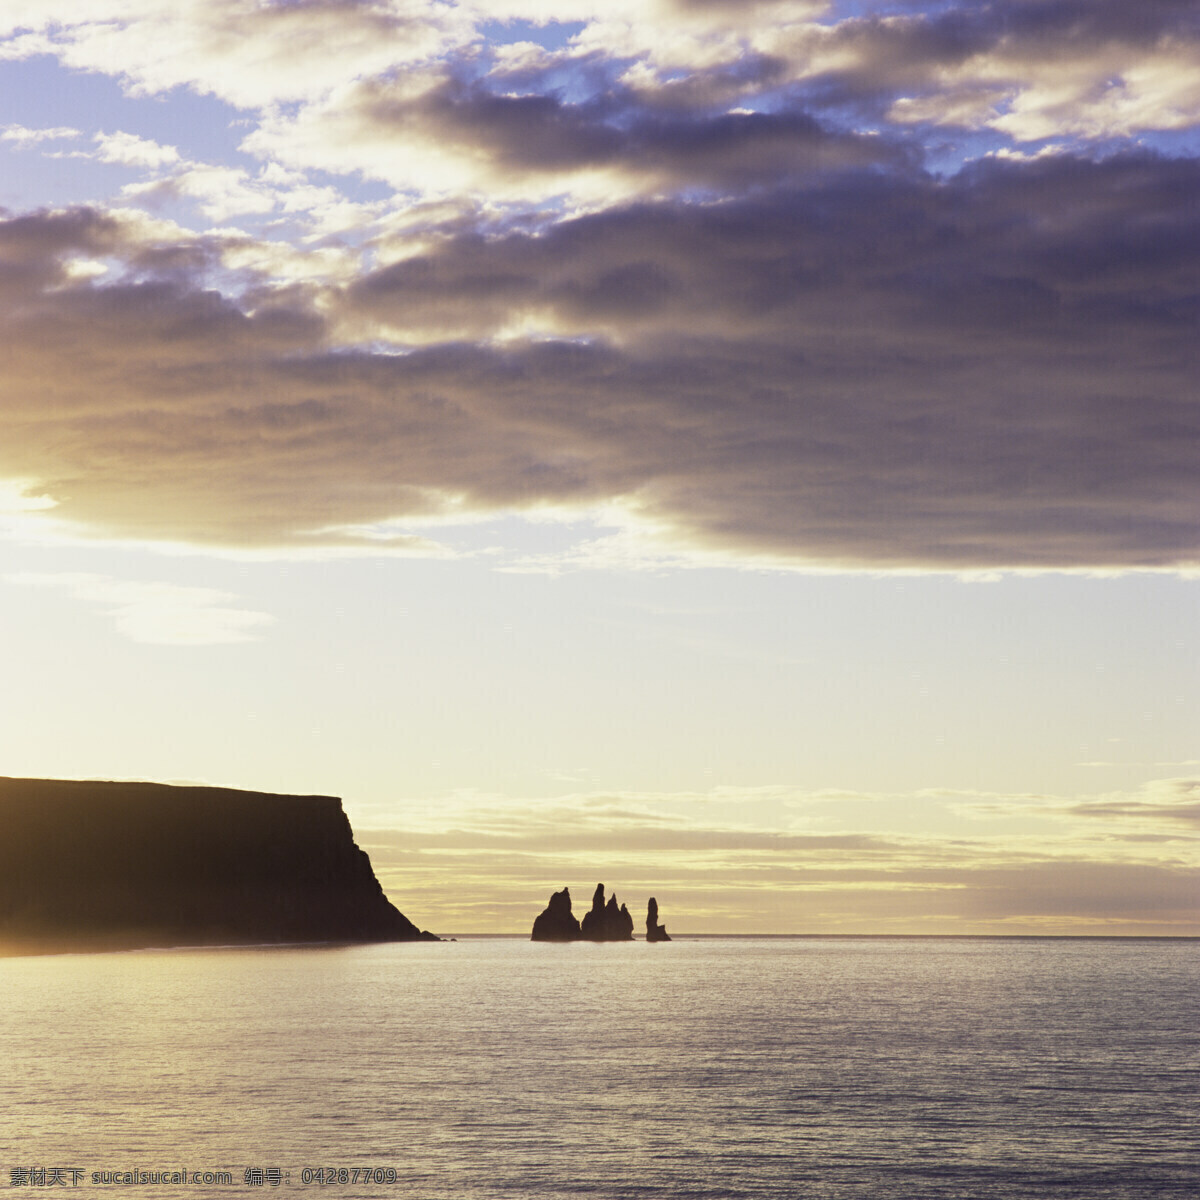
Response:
[[646, 896, 671, 942], [531, 883, 666, 942], [530, 886, 582, 941], [580, 883, 635, 941]]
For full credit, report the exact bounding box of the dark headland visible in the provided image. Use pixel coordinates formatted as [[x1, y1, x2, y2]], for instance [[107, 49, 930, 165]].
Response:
[[0, 776, 437, 955]]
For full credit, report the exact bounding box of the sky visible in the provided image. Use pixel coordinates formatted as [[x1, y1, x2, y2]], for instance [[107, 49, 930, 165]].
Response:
[[0, 0, 1197, 935]]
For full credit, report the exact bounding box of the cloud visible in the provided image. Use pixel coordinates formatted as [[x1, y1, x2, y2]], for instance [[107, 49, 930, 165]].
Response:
[[356, 779, 1200, 857], [1077, 759, 1200, 768], [11, 2, 1196, 231], [121, 163, 278, 221], [2, 137, 1197, 572], [1069, 778, 1200, 827], [0, 5, 1197, 572], [7, 2, 1199, 158], [765, 0, 1200, 141], [352, 781, 1200, 932], [254, 70, 905, 202], [85, 134, 376, 233], [235, 20, 904, 208], [94, 130, 180, 169], [2, 0, 469, 108], [948, 778, 1200, 835], [1, 123, 80, 147], [5, 571, 273, 644]]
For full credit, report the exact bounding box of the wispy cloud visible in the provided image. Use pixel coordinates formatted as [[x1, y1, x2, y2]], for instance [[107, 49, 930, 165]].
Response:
[[1, 123, 80, 147], [353, 779, 1200, 933], [93, 130, 180, 170], [5, 571, 273, 645]]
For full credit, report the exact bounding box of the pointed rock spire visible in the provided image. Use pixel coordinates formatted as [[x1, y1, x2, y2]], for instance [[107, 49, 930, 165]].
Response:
[[579, 883, 635, 941], [646, 896, 671, 942]]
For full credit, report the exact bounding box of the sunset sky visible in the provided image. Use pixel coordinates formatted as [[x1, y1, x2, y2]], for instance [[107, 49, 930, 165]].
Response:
[[1, 0, 1197, 935]]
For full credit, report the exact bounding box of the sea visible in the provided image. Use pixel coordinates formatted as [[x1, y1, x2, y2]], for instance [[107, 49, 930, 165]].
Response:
[[1, 937, 1196, 1199]]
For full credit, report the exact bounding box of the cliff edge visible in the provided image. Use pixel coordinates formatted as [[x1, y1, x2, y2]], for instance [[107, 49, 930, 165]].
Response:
[[0, 776, 437, 954]]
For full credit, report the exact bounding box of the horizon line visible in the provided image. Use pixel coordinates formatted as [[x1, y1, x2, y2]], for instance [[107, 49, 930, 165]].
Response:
[[438, 932, 1200, 941]]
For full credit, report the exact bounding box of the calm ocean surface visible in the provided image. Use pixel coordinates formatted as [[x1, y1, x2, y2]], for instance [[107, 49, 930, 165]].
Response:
[[1, 938, 1196, 1199]]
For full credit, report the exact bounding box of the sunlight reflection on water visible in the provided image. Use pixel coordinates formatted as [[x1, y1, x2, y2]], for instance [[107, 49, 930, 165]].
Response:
[[1, 938, 1196, 1198]]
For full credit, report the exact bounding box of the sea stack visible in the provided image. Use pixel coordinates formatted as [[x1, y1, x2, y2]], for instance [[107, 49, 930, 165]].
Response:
[[579, 883, 635, 942], [0, 776, 437, 955], [646, 897, 671, 942], [530, 886, 582, 941]]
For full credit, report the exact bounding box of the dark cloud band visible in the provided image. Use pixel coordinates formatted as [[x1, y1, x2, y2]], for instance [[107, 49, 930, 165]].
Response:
[[1, 144, 1197, 569]]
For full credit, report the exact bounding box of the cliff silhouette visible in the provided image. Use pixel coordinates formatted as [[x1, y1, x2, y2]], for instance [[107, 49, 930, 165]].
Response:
[[0, 776, 436, 954]]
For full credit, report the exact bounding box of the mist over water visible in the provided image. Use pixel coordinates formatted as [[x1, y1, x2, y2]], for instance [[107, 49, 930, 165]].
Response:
[[2, 938, 1196, 1198]]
